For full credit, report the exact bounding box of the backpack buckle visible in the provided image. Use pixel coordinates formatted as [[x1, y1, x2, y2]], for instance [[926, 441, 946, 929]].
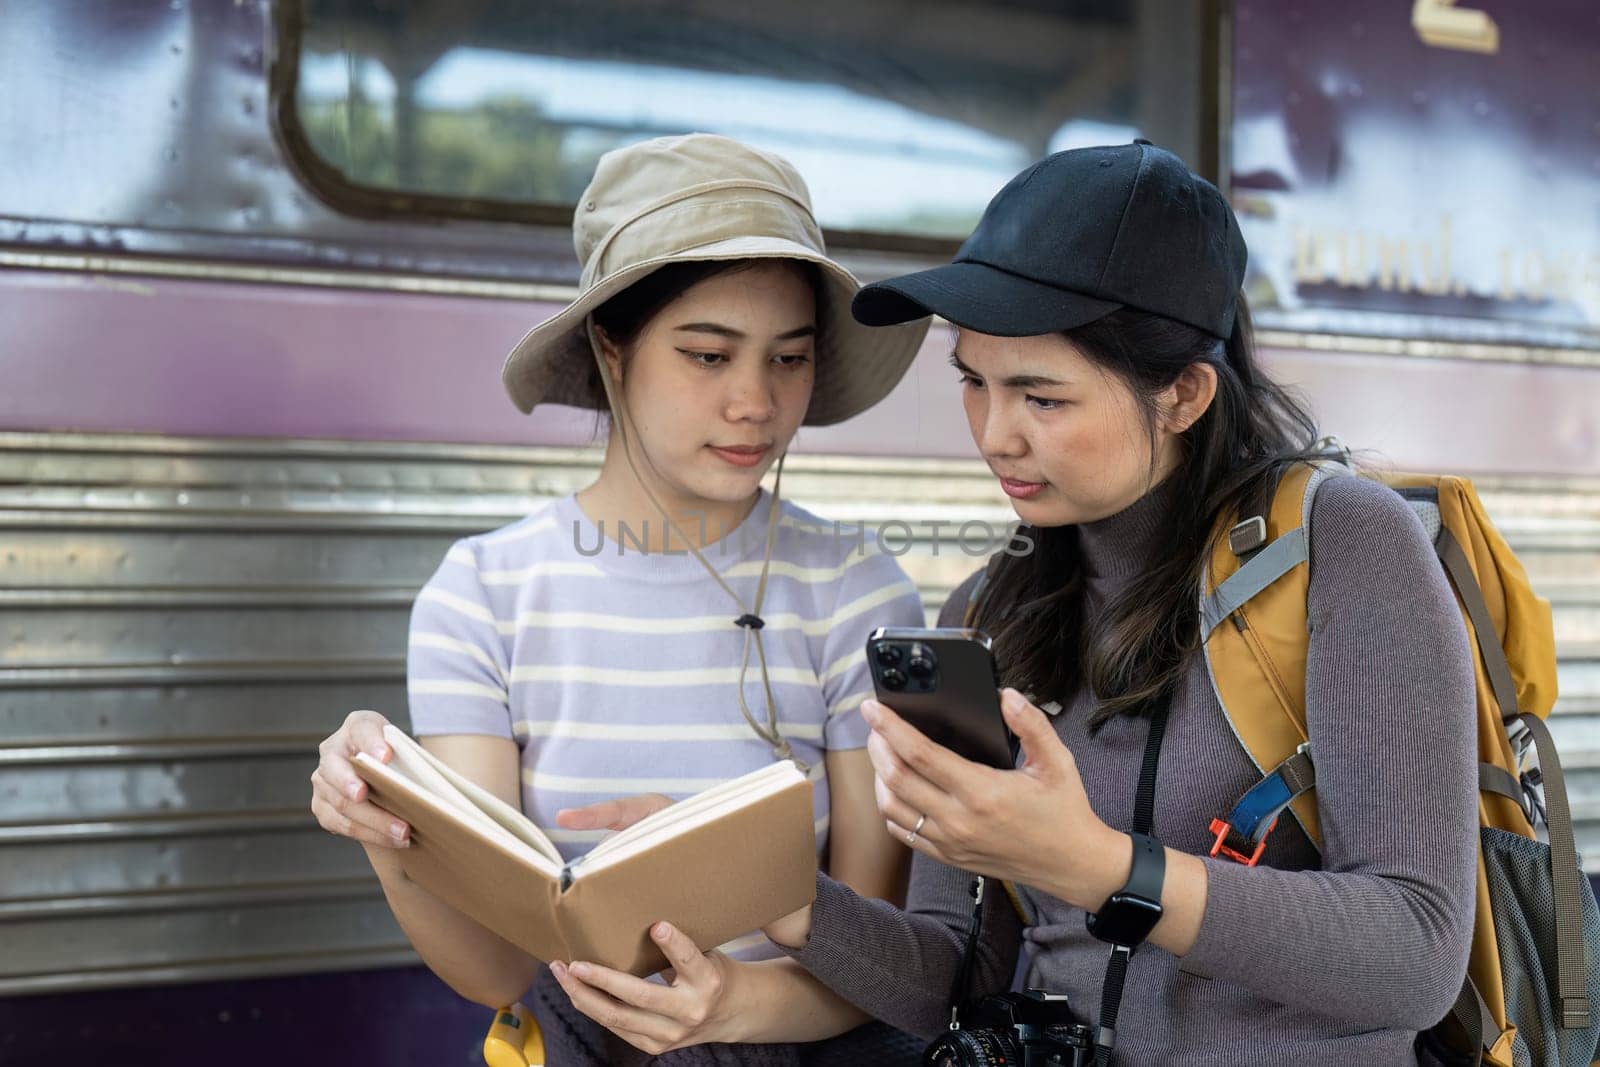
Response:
[[1228, 516, 1268, 557], [1506, 718, 1534, 766], [1208, 816, 1274, 867], [1312, 435, 1353, 467]]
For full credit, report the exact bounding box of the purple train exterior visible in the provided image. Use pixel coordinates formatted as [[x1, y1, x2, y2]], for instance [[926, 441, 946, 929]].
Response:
[[1, 2, 1596, 1064]]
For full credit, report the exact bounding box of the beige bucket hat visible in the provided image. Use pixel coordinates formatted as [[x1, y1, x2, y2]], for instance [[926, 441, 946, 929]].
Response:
[[500, 133, 929, 426]]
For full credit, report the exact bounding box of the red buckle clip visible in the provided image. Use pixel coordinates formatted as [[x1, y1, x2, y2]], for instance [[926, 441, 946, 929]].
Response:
[[1208, 817, 1273, 867]]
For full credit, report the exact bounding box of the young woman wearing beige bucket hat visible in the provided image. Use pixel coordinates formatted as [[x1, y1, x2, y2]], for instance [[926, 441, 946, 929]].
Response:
[[309, 133, 934, 1064], [548, 139, 1484, 1067]]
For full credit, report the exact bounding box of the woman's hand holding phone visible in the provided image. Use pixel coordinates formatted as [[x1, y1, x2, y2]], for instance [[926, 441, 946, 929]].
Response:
[[861, 688, 1126, 913]]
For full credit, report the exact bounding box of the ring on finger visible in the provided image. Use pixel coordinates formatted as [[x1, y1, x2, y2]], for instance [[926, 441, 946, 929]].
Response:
[[906, 812, 926, 847]]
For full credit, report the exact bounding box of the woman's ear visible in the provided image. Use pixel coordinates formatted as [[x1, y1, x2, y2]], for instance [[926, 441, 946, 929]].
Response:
[[1163, 362, 1218, 433], [593, 326, 626, 386]]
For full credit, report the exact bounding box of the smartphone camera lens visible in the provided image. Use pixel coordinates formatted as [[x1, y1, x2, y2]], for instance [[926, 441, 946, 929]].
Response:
[[880, 668, 907, 690], [874, 643, 903, 668], [906, 644, 935, 679]]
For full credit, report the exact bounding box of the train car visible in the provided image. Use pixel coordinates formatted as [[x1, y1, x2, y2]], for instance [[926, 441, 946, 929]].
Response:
[[1, 1, 1596, 1063]]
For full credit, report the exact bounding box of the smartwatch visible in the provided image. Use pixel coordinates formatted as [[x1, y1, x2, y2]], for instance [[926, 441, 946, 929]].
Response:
[[1085, 832, 1166, 947]]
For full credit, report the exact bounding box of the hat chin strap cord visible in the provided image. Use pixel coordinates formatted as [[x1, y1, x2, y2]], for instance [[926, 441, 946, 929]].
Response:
[[588, 324, 802, 771]]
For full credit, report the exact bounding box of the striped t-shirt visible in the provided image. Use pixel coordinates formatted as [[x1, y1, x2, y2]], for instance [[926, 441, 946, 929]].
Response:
[[405, 488, 924, 961]]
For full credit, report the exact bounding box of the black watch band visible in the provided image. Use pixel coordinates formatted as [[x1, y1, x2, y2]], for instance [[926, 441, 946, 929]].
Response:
[[1123, 832, 1166, 903], [1085, 832, 1166, 948]]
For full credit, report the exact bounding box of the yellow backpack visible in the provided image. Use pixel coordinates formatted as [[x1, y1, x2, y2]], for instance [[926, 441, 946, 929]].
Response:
[[966, 452, 1598, 1066], [1199, 455, 1596, 1066]]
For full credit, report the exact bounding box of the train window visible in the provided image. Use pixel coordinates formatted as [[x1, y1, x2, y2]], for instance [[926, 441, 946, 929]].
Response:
[[276, 1, 1212, 247]]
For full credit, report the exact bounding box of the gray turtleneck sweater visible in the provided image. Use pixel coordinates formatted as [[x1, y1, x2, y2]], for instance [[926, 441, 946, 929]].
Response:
[[787, 473, 1478, 1065]]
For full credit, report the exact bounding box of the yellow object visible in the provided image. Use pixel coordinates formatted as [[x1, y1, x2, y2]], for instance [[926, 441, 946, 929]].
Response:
[[1199, 463, 1559, 1067], [483, 1003, 546, 1067]]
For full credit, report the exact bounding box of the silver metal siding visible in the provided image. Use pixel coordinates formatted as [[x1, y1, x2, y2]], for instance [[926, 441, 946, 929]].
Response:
[[1, 431, 1595, 994], [0, 431, 1012, 994]]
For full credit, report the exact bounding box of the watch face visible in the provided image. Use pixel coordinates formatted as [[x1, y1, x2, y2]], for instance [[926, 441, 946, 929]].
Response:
[[1085, 893, 1164, 947]]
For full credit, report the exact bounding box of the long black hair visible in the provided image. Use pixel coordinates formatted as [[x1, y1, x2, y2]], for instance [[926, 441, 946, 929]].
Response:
[[971, 295, 1324, 728]]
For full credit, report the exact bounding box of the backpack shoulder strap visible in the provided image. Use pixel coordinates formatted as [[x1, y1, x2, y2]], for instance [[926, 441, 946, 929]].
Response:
[[1202, 461, 1585, 1063], [1199, 460, 1345, 853]]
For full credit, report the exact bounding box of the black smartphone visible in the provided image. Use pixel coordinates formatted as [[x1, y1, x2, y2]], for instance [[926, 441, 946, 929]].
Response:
[[865, 627, 1017, 769]]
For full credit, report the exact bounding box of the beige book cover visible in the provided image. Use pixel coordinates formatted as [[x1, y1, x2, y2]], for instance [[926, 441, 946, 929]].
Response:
[[352, 726, 817, 976]]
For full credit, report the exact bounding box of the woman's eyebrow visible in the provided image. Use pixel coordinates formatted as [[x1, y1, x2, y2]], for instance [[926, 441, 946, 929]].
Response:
[[949, 348, 1070, 388], [673, 323, 816, 341]]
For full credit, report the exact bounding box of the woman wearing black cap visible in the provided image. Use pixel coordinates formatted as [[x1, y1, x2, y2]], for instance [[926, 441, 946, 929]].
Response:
[[752, 141, 1477, 1064], [560, 141, 1477, 1064]]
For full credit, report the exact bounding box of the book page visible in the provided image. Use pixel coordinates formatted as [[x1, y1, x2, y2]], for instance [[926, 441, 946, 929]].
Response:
[[579, 762, 807, 874], [585, 761, 800, 863], [557, 774, 818, 974], [379, 728, 502, 834], [351, 750, 555, 876], [382, 725, 564, 867]]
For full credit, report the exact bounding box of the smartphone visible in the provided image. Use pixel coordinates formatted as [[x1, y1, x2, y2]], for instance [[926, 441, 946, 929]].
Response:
[[865, 627, 1017, 768]]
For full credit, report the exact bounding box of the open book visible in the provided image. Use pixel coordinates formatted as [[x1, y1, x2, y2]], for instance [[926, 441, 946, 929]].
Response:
[[352, 725, 818, 976]]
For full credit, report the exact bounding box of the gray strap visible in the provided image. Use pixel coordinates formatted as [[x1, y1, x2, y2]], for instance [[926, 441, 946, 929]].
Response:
[[1445, 976, 1495, 1064], [1478, 763, 1530, 821], [1434, 528, 1587, 1027], [1201, 527, 1308, 634], [1435, 527, 1519, 723], [1516, 713, 1591, 1029], [1300, 462, 1347, 530], [1278, 748, 1316, 795]]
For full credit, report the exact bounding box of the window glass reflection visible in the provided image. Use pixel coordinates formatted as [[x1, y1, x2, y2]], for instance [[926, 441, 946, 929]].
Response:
[[295, 1, 1198, 240]]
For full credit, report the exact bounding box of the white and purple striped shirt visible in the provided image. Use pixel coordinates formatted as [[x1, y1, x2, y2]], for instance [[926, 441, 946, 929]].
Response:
[[405, 489, 924, 960]]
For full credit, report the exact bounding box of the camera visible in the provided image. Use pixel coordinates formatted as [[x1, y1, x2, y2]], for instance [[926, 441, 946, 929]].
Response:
[[873, 638, 938, 693], [922, 989, 1095, 1067]]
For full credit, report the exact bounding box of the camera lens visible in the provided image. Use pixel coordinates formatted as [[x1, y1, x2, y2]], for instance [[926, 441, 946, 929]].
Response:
[[922, 1028, 1023, 1067], [907, 655, 933, 678], [880, 668, 907, 690], [874, 643, 903, 667]]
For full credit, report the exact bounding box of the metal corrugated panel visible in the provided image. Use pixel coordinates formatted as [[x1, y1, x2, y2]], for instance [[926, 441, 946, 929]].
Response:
[[1, 432, 1596, 994], [0, 431, 1012, 995]]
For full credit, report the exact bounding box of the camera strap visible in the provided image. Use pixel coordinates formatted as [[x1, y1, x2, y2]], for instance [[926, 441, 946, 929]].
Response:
[[1091, 693, 1174, 1066], [942, 692, 1174, 1059], [947, 876, 988, 1030]]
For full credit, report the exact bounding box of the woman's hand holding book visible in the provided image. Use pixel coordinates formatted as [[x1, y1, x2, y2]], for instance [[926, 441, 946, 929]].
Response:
[[310, 709, 411, 849], [550, 922, 740, 1055]]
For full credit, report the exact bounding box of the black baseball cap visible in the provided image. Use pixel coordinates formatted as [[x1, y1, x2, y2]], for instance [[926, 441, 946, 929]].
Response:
[[853, 141, 1247, 340]]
